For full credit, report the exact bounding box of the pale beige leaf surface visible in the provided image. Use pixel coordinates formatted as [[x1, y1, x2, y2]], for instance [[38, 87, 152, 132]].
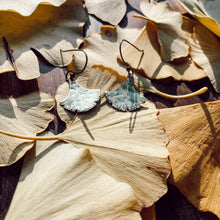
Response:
[[138, 0, 189, 61], [57, 65, 170, 208], [0, 92, 55, 166], [177, 0, 220, 36], [0, 0, 86, 79], [120, 22, 206, 81], [6, 138, 141, 220], [158, 101, 220, 218], [0, 0, 67, 16], [189, 23, 220, 92], [177, 0, 220, 23], [84, 0, 126, 25]]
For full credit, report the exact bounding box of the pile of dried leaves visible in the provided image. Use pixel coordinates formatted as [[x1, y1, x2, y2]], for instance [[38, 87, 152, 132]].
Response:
[[0, 0, 220, 219]]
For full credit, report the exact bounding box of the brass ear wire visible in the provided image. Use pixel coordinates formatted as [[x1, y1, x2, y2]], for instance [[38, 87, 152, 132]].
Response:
[[60, 49, 88, 80], [119, 39, 144, 74]]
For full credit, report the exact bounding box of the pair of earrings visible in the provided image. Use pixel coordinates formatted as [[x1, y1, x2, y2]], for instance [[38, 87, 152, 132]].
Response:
[[60, 40, 147, 113]]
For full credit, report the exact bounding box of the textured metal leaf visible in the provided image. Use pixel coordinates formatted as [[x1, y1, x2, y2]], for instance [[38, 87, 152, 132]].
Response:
[[60, 79, 100, 113], [105, 75, 147, 112]]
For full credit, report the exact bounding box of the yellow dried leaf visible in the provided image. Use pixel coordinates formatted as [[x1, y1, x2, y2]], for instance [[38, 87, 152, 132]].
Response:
[[0, 0, 67, 16], [135, 0, 189, 61], [120, 22, 206, 81], [0, 92, 55, 166], [84, 0, 126, 25], [0, 65, 170, 209], [189, 23, 220, 92], [177, 0, 220, 37], [6, 138, 141, 219], [57, 65, 170, 208], [158, 101, 220, 218], [0, 0, 86, 79]]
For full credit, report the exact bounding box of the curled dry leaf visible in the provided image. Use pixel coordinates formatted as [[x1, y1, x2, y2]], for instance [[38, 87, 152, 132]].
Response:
[[177, 0, 220, 36], [84, 0, 126, 25], [0, 92, 55, 166], [135, 0, 189, 62], [0, 0, 86, 79], [6, 137, 141, 220], [119, 22, 206, 81], [158, 101, 220, 218], [189, 23, 220, 93], [0, 0, 67, 16], [57, 65, 170, 208]]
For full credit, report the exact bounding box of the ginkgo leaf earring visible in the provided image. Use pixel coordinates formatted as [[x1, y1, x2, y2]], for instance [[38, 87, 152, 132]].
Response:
[[105, 39, 147, 112], [60, 49, 101, 113]]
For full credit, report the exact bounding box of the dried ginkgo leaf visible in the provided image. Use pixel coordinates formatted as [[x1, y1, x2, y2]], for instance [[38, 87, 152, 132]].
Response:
[[158, 101, 220, 218], [57, 65, 170, 208], [189, 23, 220, 92], [0, 92, 54, 166], [177, 0, 220, 36], [0, 65, 170, 207], [0, 0, 67, 16], [0, 0, 86, 79], [84, 0, 126, 25], [5, 138, 141, 219], [120, 22, 206, 81], [134, 0, 189, 62]]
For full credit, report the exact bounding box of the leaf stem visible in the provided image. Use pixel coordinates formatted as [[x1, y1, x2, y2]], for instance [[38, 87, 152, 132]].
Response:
[[0, 87, 207, 140], [153, 87, 208, 99], [0, 130, 60, 141], [133, 14, 154, 23], [193, 8, 206, 17]]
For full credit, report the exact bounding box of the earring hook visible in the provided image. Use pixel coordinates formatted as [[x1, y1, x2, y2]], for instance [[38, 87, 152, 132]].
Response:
[[119, 39, 144, 73], [60, 49, 88, 80]]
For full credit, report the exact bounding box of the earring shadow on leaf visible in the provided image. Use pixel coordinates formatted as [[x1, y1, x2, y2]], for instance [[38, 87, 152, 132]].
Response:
[[60, 49, 101, 113]]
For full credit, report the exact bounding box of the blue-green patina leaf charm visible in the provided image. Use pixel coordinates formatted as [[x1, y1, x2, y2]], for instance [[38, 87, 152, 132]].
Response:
[[60, 79, 100, 113], [105, 75, 147, 112]]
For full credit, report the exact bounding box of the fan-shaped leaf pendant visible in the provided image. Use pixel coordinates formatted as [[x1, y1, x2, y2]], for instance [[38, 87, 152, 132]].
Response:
[[105, 74, 147, 112], [60, 79, 101, 113]]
